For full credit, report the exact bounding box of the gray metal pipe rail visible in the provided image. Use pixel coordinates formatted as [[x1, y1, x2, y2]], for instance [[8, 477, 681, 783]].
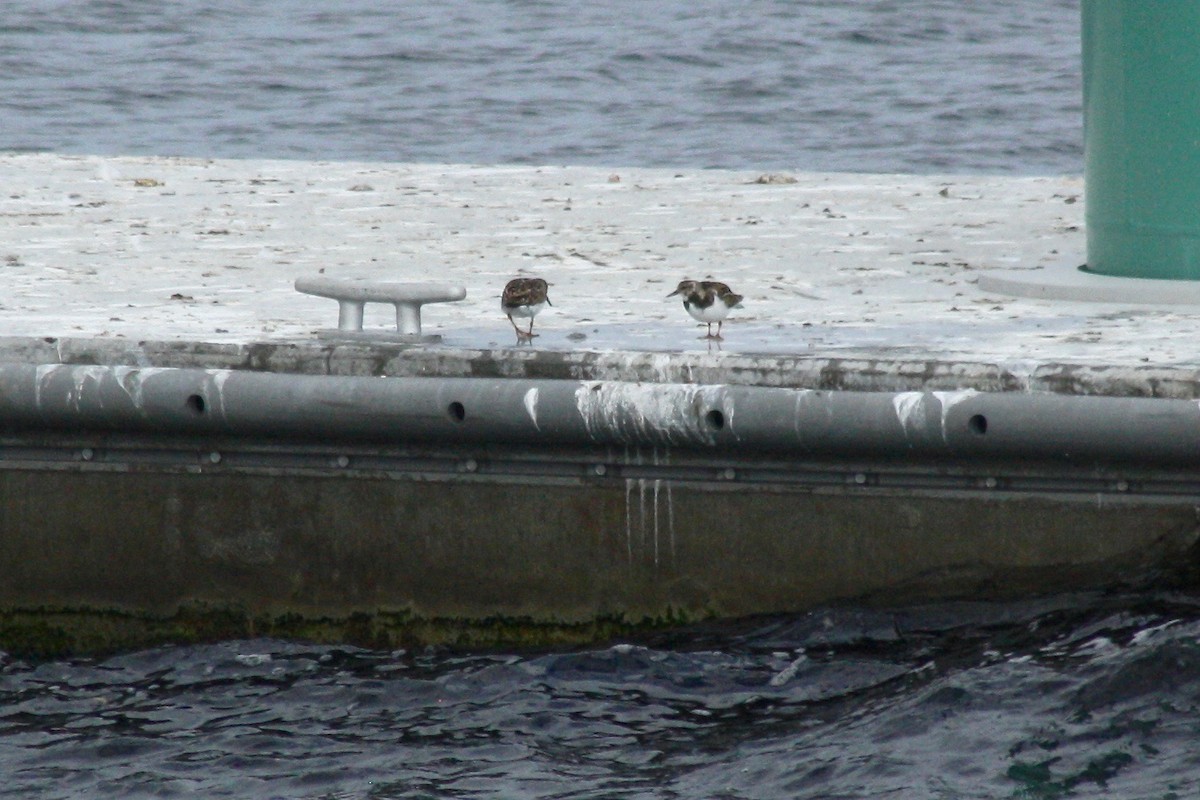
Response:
[[2, 363, 1199, 464]]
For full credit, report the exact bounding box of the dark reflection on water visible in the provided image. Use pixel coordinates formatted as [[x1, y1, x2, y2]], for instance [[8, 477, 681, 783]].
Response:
[[5, 592, 1200, 798]]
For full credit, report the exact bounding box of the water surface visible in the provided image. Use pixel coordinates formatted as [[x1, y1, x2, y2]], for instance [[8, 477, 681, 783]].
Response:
[[4, 592, 1200, 799], [0, 0, 1082, 173]]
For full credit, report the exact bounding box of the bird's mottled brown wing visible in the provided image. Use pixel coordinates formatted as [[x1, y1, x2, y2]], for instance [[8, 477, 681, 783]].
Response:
[[502, 277, 548, 309], [699, 280, 734, 295]]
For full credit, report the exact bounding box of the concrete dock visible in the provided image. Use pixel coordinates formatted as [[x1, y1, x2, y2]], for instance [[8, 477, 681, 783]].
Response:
[[2, 152, 1199, 656]]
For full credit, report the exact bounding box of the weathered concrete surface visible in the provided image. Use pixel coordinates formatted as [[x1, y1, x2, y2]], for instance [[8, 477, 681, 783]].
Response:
[[0, 153, 1197, 397], [3, 153, 1092, 364]]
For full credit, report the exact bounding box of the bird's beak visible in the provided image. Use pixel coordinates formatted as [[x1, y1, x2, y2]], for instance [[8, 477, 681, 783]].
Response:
[[666, 289, 681, 297]]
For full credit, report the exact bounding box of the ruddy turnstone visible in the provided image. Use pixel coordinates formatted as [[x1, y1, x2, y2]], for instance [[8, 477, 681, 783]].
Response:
[[501, 277, 552, 338], [667, 279, 743, 339]]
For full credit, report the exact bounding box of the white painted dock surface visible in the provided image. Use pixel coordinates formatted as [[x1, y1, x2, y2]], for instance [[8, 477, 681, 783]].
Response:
[[0, 152, 1190, 374]]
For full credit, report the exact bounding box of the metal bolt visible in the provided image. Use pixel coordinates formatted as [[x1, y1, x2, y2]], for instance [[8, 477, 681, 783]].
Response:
[[462, 458, 478, 473], [593, 464, 607, 476], [854, 473, 867, 485], [80, 448, 94, 461], [209, 452, 222, 464], [984, 476, 998, 489], [336, 455, 350, 468], [722, 467, 736, 481]]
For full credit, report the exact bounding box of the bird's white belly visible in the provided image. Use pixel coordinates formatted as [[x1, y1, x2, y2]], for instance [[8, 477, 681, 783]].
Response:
[[685, 301, 730, 323], [504, 301, 545, 319]]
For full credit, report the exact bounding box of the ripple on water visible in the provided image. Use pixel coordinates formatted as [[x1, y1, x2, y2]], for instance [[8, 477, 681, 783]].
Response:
[[0, 0, 1081, 173]]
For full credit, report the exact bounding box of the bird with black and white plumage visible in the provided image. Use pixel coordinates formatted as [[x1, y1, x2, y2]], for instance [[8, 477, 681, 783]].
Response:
[[667, 279, 744, 339], [501, 277, 552, 339]]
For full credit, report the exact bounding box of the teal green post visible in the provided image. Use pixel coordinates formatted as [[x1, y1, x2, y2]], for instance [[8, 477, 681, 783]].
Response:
[[1084, 2, 1200, 279]]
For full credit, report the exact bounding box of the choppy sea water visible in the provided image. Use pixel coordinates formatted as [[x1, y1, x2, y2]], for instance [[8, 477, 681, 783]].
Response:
[[5, 592, 1200, 799], [0, 0, 1081, 174]]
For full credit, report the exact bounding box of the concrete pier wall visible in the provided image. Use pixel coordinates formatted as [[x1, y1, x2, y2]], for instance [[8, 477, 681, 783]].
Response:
[[2, 358, 1200, 656], [1, 154, 1199, 655], [2, 427, 1198, 656]]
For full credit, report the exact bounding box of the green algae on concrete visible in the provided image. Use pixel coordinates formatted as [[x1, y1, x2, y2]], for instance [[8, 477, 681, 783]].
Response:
[[0, 605, 703, 660]]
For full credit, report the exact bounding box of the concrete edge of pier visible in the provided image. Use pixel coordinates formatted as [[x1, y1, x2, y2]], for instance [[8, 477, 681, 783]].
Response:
[[4, 334, 1200, 399]]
